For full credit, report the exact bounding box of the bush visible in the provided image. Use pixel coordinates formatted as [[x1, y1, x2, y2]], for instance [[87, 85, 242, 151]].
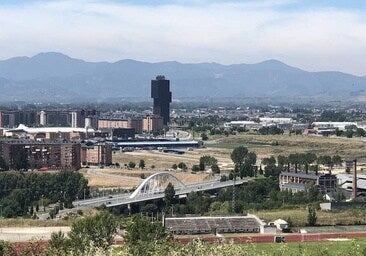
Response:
[[128, 161, 136, 168]]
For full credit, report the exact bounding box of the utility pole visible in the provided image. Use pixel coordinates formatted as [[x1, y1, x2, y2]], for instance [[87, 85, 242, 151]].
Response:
[[232, 173, 236, 213], [352, 159, 357, 199]]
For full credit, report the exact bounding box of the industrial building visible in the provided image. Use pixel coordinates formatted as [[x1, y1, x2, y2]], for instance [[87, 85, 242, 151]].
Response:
[[164, 215, 263, 235], [151, 75, 172, 126], [3, 124, 96, 140], [279, 171, 337, 193]]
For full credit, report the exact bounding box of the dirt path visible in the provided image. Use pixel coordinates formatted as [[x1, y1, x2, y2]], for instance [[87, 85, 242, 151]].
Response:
[[0, 227, 70, 242]]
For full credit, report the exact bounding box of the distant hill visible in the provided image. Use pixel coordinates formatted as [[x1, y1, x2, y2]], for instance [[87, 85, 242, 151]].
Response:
[[0, 52, 365, 103]]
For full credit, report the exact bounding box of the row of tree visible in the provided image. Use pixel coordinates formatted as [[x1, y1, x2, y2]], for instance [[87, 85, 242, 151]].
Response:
[[0, 171, 89, 218], [262, 153, 342, 173]]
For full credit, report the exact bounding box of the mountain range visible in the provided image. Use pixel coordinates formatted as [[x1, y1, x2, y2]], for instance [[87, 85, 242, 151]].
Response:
[[0, 52, 365, 103]]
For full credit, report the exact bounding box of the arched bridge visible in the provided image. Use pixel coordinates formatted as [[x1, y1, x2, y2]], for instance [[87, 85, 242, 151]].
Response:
[[129, 172, 185, 199], [73, 172, 249, 209]]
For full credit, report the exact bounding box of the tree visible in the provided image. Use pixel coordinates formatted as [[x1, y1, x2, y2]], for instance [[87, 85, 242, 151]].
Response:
[[191, 165, 200, 172], [48, 231, 69, 254], [304, 153, 317, 172], [307, 205, 317, 226], [139, 159, 145, 169], [199, 155, 218, 166], [211, 164, 220, 174], [231, 146, 248, 171], [68, 211, 118, 254], [220, 175, 227, 182], [128, 161, 136, 169], [199, 162, 205, 171], [177, 162, 187, 171], [318, 155, 332, 169], [332, 155, 342, 167], [164, 182, 175, 208], [48, 211, 118, 255], [262, 156, 276, 167], [171, 164, 177, 170], [201, 133, 209, 141], [124, 215, 171, 256]]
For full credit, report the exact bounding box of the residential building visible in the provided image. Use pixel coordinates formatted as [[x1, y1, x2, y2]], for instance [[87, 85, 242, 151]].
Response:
[[0, 139, 81, 171], [81, 143, 112, 166], [143, 115, 164, 132]]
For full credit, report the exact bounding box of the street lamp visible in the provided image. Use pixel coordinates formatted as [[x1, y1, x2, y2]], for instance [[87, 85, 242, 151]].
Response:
[[41, 195, 44, 212]]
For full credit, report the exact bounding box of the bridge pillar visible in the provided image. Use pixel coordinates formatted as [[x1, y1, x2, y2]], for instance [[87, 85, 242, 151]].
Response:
[[127, 203, 131, 216]]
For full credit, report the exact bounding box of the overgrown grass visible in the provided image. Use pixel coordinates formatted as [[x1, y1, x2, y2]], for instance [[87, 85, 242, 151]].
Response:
[[207, 133, 366, 161], [256, 208, 366, 227], [0, 218, 71, 227]]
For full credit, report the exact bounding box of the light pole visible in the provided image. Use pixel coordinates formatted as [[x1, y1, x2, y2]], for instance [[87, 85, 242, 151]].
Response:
[[41, 195, 44, 212]]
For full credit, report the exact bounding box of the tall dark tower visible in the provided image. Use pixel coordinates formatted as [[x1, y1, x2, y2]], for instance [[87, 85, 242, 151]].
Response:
[[151, 75, 172, 126]]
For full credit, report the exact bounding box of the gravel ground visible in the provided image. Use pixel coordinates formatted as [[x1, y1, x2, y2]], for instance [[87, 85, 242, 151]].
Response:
[[0, 226, 70, 242]]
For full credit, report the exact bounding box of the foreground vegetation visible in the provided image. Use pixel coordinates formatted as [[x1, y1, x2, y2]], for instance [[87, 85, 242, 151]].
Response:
[[0, 171, 89, 218], [111, 239, 366, 256], [2, 212, 366, 256]]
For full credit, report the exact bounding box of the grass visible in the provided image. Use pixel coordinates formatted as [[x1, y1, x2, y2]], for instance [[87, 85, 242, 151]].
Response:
[[112, 239, 366, 255], [0, 218, 71, 227], [207, 133, 366, 160], [256, 208, 366, 227], [250, 239, 366, 255]]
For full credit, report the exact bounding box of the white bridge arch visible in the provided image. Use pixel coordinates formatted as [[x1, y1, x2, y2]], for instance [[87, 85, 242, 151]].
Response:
[[129, 172, 185, 199]]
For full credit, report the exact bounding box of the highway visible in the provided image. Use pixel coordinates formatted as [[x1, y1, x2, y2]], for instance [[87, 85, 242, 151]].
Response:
[[73, 179, 248, 209]]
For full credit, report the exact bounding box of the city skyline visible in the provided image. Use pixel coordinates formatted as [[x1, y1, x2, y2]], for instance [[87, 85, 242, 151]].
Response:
[[1, 1, 366, 75]]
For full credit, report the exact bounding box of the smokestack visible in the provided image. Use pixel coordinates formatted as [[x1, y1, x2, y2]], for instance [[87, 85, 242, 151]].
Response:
[[315, 165, 318, 176], [353, 159, 357, 199]]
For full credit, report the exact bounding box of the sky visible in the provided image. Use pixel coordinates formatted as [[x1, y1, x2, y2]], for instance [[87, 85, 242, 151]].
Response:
[[1, 0, 366, 75]]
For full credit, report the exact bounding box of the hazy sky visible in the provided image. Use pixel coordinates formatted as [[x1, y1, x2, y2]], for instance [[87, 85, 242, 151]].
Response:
[[1, 0, 366, 75]]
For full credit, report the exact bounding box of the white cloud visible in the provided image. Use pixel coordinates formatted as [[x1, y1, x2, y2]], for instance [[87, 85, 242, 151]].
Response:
[[0, 1, 366, 75]]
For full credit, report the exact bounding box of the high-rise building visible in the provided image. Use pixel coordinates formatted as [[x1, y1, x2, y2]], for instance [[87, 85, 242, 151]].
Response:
[[151, 75, 172, 126]]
